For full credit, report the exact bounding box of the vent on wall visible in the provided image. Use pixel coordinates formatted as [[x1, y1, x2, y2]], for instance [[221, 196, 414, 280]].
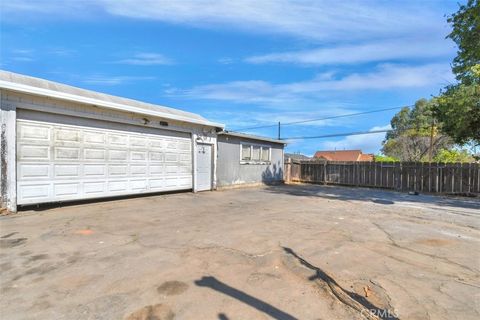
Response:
[[159, 121, 169, 127]]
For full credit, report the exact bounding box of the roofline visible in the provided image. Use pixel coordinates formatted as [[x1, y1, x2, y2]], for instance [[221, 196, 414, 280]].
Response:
[[219, 131, 287, 145], [314, 149, 362, 154], [0, 80, 225, 129]]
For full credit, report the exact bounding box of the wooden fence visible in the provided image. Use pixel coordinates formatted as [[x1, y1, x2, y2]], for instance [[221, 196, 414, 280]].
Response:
[[284, 160, 480, 195]]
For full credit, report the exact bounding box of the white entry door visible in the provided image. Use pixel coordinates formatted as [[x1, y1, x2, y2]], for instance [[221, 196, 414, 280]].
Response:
[[16, 119, 192, 205], [196, 144, 212, 191]]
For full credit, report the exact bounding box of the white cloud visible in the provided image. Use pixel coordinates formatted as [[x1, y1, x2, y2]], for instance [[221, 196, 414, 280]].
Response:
[[83, 75, 156, 85], [99, 1, 447, 43], [115, 53, 173, 65], [246, 38, 455, 65], [48, 47, 76, 57], [318, 124, 391, 154], [218, 57, 234, 65], [4, 1, 450, 43], [9, 49, 35, 62], [172, 63, 453, 106], [3, 1, 455, 74]]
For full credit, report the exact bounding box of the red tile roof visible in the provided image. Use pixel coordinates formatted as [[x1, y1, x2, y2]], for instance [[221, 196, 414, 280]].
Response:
[[314, 150, 373, 161]]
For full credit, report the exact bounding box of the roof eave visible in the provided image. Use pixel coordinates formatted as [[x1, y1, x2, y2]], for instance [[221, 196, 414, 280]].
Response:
[[0, 80, 225, 129], [219, 131, 287, 145]]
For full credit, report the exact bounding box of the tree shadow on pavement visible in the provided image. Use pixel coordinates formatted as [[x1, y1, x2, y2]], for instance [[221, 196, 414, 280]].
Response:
[[265, 184, 480, 211], [195, 276, 297, 320]]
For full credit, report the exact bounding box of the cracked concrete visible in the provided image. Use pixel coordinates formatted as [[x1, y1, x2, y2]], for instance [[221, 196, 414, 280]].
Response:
[[0, 184, 479, 319]]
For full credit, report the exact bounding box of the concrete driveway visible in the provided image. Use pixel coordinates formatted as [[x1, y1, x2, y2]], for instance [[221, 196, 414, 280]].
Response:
[[1, 185, 479, 320]]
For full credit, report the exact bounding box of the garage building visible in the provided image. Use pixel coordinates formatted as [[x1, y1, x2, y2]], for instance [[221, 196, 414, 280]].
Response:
[[0, 71, 223, 212]]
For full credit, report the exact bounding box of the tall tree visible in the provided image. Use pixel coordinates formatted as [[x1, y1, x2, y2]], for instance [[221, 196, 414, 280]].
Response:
[[434, 0, 480, 146], [447, 0, 480, 84], [382, 99, 453, 161]]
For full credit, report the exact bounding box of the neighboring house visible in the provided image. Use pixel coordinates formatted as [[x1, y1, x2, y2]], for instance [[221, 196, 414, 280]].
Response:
[[216, 131, 286, 188], [314, 150, 374, 162], [284, 152, 310, 161], [0, 71, 224, 212]]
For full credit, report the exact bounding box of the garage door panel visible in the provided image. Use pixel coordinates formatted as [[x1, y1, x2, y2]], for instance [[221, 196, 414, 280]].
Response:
[[84, 181, 105, 194], [149, 151, 164, 161], [18, 123, 50, 141], [149, 178, 164, 189], [131, 151, 147, 161], [109, 134, 128, 146], [149, 165, 164, 175], [109, 150, 128, 161], [55, 147, 80, 161], [131, 180, 148, 191], [149, 139, 164, 149], [84, 164, 106, 177], [108, 180, 129, 192], [54, 183, 80, 197], [18, 184, 50, 201], [17, 119, 193, 205], [18, 164, 50, 180], [19, 145, 50, 161], [130, 137, 147, 148], [54, 128, 81, 143], [84, 131, 106, 144], [178, 177, 192, 187], [131, 165, 147, 175], [108, 165, 128, 176], [54, 164, 80, 178], [84, 149, 106, 161]]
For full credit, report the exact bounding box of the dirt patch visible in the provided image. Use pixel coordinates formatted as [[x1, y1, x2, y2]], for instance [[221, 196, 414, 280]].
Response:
[[157, 281, 189, 296], [125, 304, 174, 320], [74, 229, 94, 235], [351, 281, 394, 313], [281, 247, 398, 320]]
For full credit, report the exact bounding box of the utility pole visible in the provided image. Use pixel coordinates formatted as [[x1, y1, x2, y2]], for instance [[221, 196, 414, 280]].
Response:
[[278, 121, 281, 140], [428, 119, 435, 162]]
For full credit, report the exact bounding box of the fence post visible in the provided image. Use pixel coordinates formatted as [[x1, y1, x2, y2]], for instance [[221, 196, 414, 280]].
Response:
[[284, 158, 291, 183], [323, 161, 328, 185]]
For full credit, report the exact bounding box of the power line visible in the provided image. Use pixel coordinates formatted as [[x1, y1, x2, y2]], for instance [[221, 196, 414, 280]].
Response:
[[282, 129, 392, 140], [281, 123, 437, 140], [230, 105, 409, 131]]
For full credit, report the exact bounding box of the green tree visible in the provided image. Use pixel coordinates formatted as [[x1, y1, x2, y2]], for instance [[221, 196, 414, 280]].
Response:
[[382, 99, 452, 161], [433, 148, 474, 163], [433, 72, 480, 145], [434, 0, 480, 146], [447, 0, 480, 84], [374, 154, 398, 162]]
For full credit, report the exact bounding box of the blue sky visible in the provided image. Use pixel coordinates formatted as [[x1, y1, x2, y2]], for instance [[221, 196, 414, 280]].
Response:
[[1, 0, 461, 155]]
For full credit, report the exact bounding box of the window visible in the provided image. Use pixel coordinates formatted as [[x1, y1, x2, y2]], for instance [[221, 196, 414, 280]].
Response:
[[241, 144, 270, 163], [241, 144, 251, 160], [261, 147, 270, 161], [252, 146, 261, 161]]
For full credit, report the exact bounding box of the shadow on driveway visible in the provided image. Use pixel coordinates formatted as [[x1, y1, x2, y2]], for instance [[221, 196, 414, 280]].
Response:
[[265, 184, 480, 211]]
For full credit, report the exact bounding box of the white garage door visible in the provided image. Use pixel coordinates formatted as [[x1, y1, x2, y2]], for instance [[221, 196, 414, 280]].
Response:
[[16, 119, 192, 205]]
